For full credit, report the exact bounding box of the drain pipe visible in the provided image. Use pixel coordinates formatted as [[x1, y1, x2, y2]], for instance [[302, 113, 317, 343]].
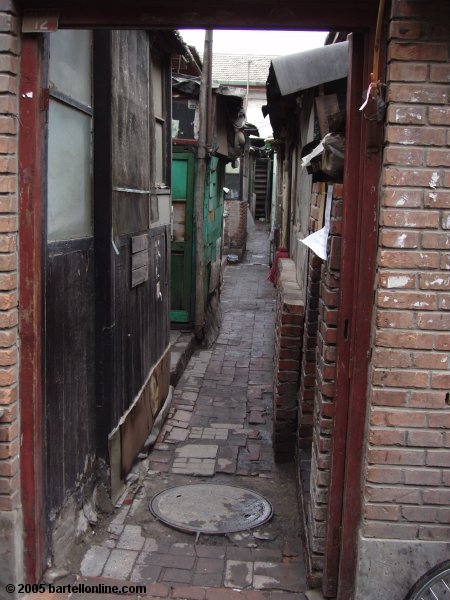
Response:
[[194, 29, 213, 341]]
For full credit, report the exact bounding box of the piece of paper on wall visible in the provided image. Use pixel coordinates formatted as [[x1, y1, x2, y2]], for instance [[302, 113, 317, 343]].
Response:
[[300, 185, 333, 261]]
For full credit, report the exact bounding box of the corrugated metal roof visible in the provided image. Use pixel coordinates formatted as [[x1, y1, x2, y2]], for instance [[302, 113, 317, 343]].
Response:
[[211, 53, 276, 85], [271, 41, 348, 96]]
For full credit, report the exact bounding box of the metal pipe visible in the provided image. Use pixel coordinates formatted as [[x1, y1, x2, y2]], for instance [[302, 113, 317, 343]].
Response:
[[194, 29, 213, 341]]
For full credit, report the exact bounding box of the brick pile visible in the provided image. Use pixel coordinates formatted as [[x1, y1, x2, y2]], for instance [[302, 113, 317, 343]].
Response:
[[272, 259, 304, 462]]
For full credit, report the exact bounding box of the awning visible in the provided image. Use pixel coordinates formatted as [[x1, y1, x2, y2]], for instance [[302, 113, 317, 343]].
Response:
[[271, 41, 349, 96]]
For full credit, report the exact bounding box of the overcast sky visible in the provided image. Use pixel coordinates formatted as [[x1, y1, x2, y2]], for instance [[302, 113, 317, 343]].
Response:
[[179, 29, 328, 56]]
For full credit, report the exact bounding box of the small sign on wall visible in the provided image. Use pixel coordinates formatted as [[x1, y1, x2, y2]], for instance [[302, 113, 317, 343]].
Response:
[[22, 12, 59, 32]]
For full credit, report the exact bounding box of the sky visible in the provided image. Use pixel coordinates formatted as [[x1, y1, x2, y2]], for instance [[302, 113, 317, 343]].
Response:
[[179, 29, 328, 57]]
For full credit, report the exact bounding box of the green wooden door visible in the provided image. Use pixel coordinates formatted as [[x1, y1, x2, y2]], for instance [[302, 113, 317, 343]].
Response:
[[171, 152, 195, 323]]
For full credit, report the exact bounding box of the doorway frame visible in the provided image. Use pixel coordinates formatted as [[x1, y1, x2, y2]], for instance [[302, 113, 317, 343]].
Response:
[[18, 11, 382, 597]]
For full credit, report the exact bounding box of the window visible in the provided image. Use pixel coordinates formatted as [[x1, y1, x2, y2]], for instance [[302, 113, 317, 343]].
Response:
[[47, 30, 93, 242]]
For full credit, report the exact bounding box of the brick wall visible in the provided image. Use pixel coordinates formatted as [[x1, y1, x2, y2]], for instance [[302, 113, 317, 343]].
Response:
[[223, 199, 247, 256], [298, 183, 327, 450], [272, 259, 304, 462], [0, 0, 22, 587], [356, 0, 450, 595], [304, 184, 343, 574]]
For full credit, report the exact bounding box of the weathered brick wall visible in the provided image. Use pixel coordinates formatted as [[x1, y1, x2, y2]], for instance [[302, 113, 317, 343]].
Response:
[[0, 0, 22, 587], [272, 259, 304, 462], [223, 199, 247, 256], [356, 0, 450, 596], [298, 183, 327, 450], [305, 184, 342, 573]]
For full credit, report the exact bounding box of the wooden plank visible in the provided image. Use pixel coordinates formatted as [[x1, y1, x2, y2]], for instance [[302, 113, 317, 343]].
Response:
[[131, 233, 149, 253], [120, 347, 170, 476], [131, 249, 149, 270], [315, 94, 339, 138], [19, 34, 45, 583], [120, 385, 153, 477], [317, 191, 326, 230], [93, 30, 114, 453], [131, 264, 148, 287], [24, 1, 379, 30]]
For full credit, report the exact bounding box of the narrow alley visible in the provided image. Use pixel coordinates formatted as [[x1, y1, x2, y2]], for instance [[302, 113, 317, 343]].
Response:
[[47, 221, 307, 599]]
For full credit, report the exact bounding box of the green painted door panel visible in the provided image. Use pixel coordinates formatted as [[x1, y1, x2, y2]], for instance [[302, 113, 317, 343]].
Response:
[[171, 152, 195, 323]]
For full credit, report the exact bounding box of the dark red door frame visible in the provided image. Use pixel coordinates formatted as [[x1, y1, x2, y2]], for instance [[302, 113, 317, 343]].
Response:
[[323, 29, 383, 599], [16, 5, 381, 593], [19, 34, 45, 582]]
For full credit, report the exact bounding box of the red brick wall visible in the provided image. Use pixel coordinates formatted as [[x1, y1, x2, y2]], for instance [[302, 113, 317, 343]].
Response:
[[298, 184, 327, 450], [0, 0, 22, 585], [0, 0, 19, 512], [304, 184, 343, 573], [223, 199, 247, 254], [362, 0, 450, 545], [272, 259, 304, 462]]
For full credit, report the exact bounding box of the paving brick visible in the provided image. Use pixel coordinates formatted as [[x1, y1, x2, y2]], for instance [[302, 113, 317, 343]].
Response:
[[175, 444, 219, 459], [224, 560, 253, 589], [162, 567, 193, 583], [195, 546, 226, 559], [117, 525, 145, 551], [130, 563, 162, 583], [80, 546, 111, 577], [192, 573, 223, 587], [170, 584, 206, 599], [102, 549, 138, 579], [172, 457, 216, 476], [196, 558, 225, 576]]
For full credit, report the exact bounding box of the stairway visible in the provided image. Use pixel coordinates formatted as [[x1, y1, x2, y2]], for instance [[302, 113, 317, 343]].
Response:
[[253, 158, 271, 220]]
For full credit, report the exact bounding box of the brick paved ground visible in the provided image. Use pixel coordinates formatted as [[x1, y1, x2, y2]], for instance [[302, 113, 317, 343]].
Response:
[[26, 221, 308, 599]]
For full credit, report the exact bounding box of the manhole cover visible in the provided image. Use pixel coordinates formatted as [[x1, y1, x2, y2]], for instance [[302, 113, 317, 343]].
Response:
[[149, 484, 273, 534]]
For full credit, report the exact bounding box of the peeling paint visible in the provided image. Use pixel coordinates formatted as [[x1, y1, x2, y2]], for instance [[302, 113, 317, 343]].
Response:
[[397, 233, 407, 248], [429, 278, 446, 286], [429, 172, 440, 189], [387, 276, 410, 289]]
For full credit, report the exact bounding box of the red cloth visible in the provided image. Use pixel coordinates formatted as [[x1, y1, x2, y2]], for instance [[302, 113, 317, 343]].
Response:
[[268, 247, 289, 285]]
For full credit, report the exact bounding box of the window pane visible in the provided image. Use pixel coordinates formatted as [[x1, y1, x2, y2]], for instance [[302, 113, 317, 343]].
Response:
[[152, 56, 164, 118], [155, 122, 164, 185], [49, 30, 92, 106], [47, 100, 93, 241]]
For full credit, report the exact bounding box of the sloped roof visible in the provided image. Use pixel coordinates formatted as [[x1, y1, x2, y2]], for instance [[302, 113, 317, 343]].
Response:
[[271, 41, 348, 96], [211, 53, 276, 85]]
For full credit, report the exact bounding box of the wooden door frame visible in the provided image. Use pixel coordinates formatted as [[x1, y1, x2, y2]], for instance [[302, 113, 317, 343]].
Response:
[[323, 29, 383, 599], [19, 33, 45, 582], [18, 10, 382, 592]]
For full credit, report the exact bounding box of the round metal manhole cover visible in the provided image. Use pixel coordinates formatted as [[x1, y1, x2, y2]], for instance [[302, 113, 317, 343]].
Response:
[[149, 484, 273, 534]]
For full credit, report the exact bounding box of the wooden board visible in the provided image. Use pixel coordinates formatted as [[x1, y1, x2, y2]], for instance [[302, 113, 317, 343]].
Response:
[[315, 94, 339, 138], [120, 347, 170, 477], [45, 239, 96, 515]]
